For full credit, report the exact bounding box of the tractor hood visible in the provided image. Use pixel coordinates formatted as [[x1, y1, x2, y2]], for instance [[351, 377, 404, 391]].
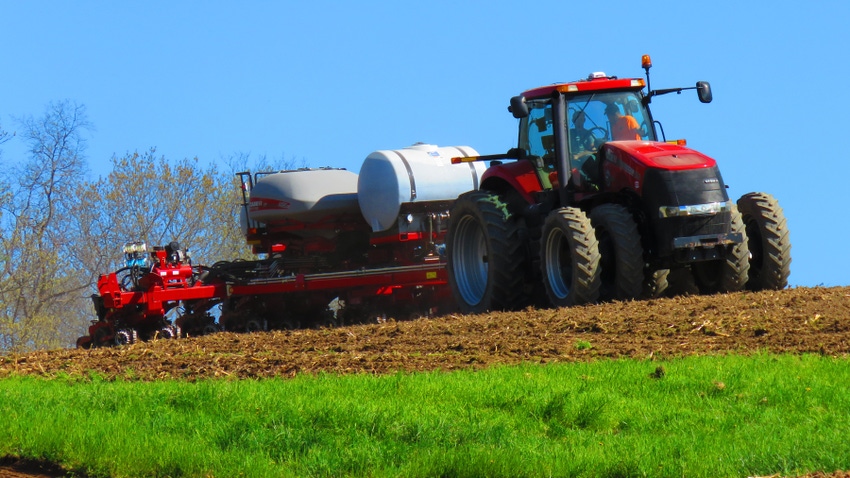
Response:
[[605, 141, 717, 171], [596, 141, 723, 201]]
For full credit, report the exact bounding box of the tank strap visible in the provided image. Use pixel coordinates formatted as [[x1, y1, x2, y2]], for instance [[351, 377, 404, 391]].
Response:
[[455, 146, 480, 191]]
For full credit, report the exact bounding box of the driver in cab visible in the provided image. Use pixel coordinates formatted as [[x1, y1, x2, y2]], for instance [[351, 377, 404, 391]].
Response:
[[570, 111, 596, 159], [605, 103, 641, 140], [569, 110, 601, 190]]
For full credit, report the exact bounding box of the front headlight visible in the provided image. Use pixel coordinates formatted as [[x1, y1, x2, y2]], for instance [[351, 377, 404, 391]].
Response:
[[659, 201, 731, 218]]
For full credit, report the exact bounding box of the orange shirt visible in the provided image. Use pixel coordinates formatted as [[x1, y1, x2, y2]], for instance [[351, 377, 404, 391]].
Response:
[[611, 115, 640, 140]]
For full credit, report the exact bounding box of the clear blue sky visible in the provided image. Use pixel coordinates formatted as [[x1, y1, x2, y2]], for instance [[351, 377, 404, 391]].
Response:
[[1, 1, 847, 288]]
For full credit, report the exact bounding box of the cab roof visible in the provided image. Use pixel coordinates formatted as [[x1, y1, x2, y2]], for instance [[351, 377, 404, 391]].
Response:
[[521, 75, 646, 101]]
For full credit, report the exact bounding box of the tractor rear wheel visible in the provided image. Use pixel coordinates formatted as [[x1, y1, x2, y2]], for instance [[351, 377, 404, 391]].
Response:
[[737, 192, 791, 290], [539, 207, 601, 307], [692, 206, 750, 294], [589, 204, 644, 301], [447, 190, 528, 313]]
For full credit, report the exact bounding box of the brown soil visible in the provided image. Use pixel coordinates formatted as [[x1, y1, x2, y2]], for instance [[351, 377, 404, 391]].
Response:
[[1, 286, 849, 476]]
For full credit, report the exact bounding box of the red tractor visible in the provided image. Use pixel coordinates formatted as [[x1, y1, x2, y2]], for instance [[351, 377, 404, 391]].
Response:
[[446, 55, 791, 313]]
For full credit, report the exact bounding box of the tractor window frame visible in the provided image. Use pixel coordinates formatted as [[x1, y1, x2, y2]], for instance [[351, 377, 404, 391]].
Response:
[[517, 99, 554, 164]]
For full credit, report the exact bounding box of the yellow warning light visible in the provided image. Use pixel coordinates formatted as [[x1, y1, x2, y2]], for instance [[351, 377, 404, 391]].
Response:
[[641, 54, 652, 69], [451, 156, 478, 164]]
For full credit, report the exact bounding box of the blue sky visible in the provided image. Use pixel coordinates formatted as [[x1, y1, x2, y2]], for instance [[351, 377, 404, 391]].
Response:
[[1, 1, 847, 288]]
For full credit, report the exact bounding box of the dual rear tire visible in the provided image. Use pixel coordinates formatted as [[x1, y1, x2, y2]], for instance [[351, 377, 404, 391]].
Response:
[[448, 195, 643, 312]]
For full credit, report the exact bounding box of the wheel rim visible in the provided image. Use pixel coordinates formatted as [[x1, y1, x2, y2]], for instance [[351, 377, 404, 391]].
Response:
[[544, 226, 572, 300], [159, 325, 180, 339], [452, 215, 489, 306], [115, 329, 131, 346]]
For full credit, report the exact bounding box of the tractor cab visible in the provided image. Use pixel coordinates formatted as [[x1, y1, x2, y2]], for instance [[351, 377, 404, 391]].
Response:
[[515, 76, 655, 192], [507, 58, 712, 196]]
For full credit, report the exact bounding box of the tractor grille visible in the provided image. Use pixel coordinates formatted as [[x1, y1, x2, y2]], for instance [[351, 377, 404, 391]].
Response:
[[665, 213, 730, 238], [642, 166, 732, 260]]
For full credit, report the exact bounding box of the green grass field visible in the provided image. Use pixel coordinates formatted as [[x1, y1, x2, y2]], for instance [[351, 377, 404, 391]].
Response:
[[1, 353, 848, 477]]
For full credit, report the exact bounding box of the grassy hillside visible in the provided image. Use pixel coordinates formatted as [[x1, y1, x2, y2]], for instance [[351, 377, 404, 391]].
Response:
[[1, 286, 849, 477], [2, 354, 850, 477]]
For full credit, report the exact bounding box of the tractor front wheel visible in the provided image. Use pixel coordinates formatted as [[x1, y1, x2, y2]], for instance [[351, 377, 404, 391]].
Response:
[[692, 206, 750, 294], [589, 204, 644, 301], [539, 207, 601, 307], [737, 192, 791, 290]]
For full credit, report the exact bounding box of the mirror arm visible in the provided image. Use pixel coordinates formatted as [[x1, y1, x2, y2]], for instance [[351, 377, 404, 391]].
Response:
[[651, 86, 691, 97]]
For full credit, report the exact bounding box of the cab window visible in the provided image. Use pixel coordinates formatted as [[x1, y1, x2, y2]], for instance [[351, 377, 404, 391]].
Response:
[[519, 101, 554, 163], [568, 91, 654, 144]]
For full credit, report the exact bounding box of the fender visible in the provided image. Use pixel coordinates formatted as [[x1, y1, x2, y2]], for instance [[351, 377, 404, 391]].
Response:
[[479, 160, 542, 204]]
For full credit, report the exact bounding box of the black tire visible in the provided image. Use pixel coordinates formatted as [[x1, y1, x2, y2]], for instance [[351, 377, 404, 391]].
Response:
[[643, 268, 670, 298], [665, 267, 699, 297], [447, 190, 528, 313], [692, 205, 750, 293], [158, 324, 181, 339], [539, 207, 601, 307], [737, 192, 791, 290], [76, 336, 93, 349], [93, 326, 111, 347], [589, 204, 644, 301], [114, 328, 138, 346]]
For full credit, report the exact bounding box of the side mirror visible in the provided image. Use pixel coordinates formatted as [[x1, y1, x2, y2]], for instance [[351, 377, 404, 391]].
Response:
[[509, 95, 529, 118], [696, 81, 712, 103]]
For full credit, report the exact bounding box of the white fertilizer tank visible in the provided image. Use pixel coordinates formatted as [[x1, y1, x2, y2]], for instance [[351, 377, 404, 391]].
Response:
[[357, 143, 485, 232]]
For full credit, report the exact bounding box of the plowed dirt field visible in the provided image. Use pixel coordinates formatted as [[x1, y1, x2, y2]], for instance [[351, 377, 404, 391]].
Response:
[[3, 286, 850, 381], [1, 286, 850, 477]]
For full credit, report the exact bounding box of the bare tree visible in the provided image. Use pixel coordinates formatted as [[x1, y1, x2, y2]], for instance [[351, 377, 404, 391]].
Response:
[[0, 102, 311, 351], [0, 101, 91, 352], [71, 149, 253, 270], [0, 122, 10, 149], [73, 150, 307, 274]]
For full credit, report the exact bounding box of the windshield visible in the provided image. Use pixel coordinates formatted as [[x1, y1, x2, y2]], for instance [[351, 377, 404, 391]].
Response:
[[569, 91, 654, 148]]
